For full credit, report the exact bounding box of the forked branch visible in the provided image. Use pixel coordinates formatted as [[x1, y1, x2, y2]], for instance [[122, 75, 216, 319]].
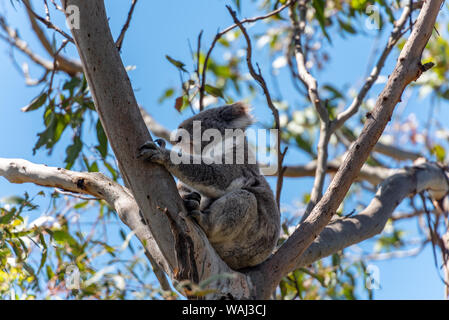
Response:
[[252, 0, 442, 299]]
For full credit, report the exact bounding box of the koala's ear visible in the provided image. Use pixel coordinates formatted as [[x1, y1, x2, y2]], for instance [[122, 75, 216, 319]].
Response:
[[222, 102, 254, 129]]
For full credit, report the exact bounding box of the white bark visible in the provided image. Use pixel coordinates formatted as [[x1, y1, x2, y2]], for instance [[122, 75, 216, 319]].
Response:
[[299, 162, 449, 267], [0, 158, 171, 289]]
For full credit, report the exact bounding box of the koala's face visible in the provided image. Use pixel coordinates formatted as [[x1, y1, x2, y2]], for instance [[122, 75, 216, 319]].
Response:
[[172, 102, 253, 154]]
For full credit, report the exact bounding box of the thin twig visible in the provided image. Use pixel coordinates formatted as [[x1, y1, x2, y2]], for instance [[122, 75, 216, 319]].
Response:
[[199, 0, 299, 110], [289, 1, 330, 220], [362, 242, 428, 261], [50, 0, 65, 12], [116, 0, 138, 51], [48, 39, 69, 96], [54, 188, 100, 201], [43, 0, 50, 22], [22, 0, 82, 75], [6, 43, 49, 86], [338, 127, 422, 161], [21, 0, 74, 43], [391, 209, 426, 221], [332, 2, 412, 131], [196, 30, 203, 86], [421, 192, 449, 287], [0, 16, 54, 71], [227, 6, 287, 209]]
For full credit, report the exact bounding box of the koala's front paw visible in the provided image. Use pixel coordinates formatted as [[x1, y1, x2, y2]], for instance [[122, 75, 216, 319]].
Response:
[[186, 209, 211, 235], [182, 191, 201, 203], [182, 192, 201, 212], [137, 139, 168, 164], [186, 209, 203, 224]]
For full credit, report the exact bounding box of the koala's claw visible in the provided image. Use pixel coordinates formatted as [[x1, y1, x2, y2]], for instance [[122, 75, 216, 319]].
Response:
[[137, 141, 164, 162], [186, 209, 202, 223], [138, 140, 157, 152], [182, 191, 201, 203], [184, 199, 200, 211], [182, 191, 201, 212]]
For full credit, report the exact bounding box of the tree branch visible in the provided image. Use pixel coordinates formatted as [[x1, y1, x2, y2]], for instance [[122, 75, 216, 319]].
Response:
[[22, 0, 83, 76], [442, 231, 449, 298], [21, 0, 74, 43], [298, 162, 449, 268], [0, 157, 171, 291], [0, 16, 55, 71], [199, 0, 299, 110], [272, 159, 394, 186], [61, 0, 249, 299], [332, 2, 412, 130], [115, 0, 138, 51], [337, 127, 422, 161], [251, 0, 442, 299], [373, 141, 422, 161], [227, 6, 287, 209], [289, 1, 330, 220]]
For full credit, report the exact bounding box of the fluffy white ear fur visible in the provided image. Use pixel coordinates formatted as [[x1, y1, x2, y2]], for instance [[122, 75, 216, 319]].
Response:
[[229, 102, 255, 129]]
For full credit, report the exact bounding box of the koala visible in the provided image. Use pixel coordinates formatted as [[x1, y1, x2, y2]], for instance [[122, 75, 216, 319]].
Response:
[[137, 102, 280, 270]]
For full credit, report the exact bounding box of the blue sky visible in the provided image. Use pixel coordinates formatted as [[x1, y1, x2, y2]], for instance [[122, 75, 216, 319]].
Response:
[[0, 0, 447, 299]]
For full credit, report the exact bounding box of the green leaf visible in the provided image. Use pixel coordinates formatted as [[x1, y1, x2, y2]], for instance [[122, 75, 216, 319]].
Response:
[[10, 240, 23, 259], [323, 84, 344, 100], [37, 241, 47, 275], [96, 120, 108, 158], [233, 0, 241, 12], [104, 161, 119, 180], [22, 262, 36, 276], [65, 136, 83, 169], [204, 84, 224, 98], [218, 37, 231, 47], [312, 0, 331, 43], [332, 253, 341, 266], [212, 65, 232, 78], [165, 55, 187, 72], [0, 211, 16, 225], [33, 114, 56, 154], [337, 18, 356, 34], [54, 114, 69, 142], [158, 88, 175, 103], [22, 93, 47, 112], [431, 144, 446, 162], [295, 135, 315, 156], [53, 230, 77, 246], [46, 265, 54, 279], [63, 77, 82, 94], [90, 161, 99, 172], [350, 0, 368, 10], [73, 201, 89, 209]]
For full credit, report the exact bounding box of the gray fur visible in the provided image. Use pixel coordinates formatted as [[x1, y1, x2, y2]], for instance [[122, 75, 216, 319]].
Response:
[[138, 102, 280, 270]]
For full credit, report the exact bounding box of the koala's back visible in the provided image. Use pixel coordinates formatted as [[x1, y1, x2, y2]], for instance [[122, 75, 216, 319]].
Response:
[[207, 175, 280, 269]]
